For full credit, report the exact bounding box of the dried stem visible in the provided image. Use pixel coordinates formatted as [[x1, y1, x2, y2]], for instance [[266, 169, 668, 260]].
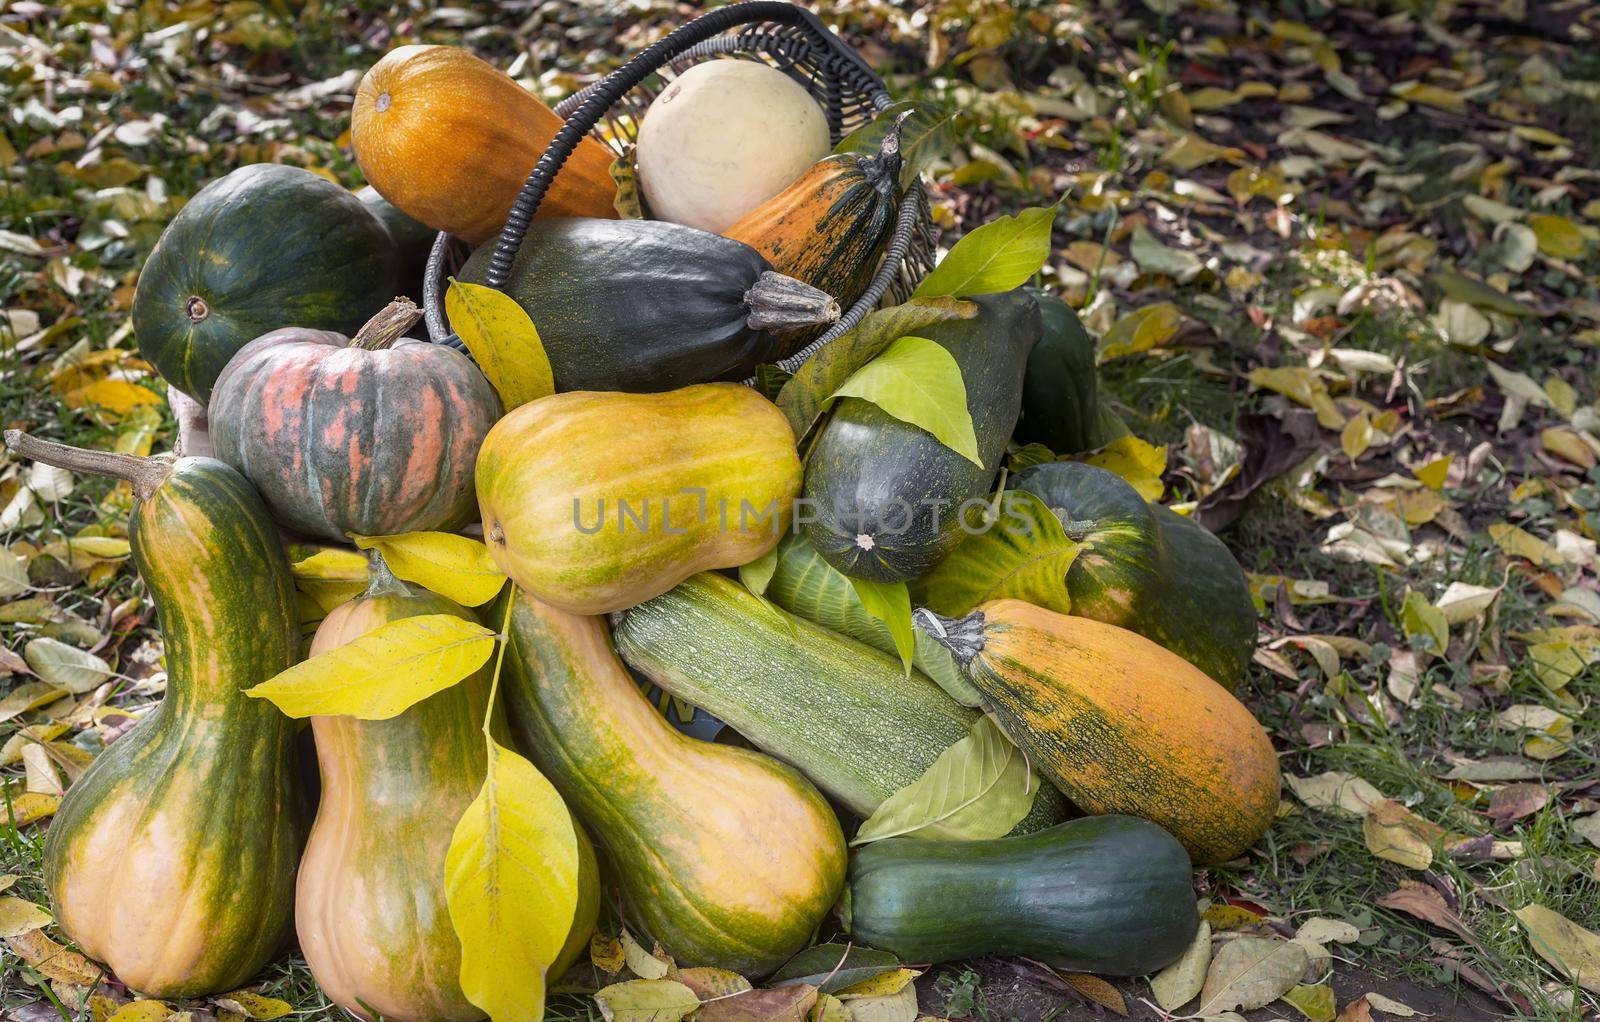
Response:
[[352, 297, 423, 351], [912, 607, 986, 668], [744, 272, 840, 333], [4, 429, 172, 502]]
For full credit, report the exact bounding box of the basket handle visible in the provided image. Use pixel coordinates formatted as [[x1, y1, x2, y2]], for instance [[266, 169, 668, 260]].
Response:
[[480, 1, 861, 290]]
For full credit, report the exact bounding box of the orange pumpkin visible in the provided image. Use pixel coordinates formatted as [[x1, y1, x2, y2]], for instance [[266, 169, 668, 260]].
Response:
[[352, 45, 617, 245]]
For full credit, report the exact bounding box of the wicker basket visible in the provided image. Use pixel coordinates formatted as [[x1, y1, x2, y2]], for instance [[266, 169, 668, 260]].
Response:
[[420, 0, 936, 376]]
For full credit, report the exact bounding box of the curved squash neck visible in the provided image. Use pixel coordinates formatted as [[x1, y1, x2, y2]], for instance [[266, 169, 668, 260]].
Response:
[[508, 591, 680, 760]]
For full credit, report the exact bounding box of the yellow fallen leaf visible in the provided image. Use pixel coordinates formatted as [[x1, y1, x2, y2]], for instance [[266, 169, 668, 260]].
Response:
[[1187, 86, 1242, 111], [0, 896, 51, 938], [61, 379, 164, 415], [835, 969, 922, 999], [1341, 413, 1373, 461], [1414, 454, 1452, 490], [106, 1002, 174, 1022], [1, 791, 62, 827], [590, 932, 625, 974], [1161, 133, 1243, 171], [1489, 522, 1557, 565], [1247, 366, 1344, 429], [1543, 427, 1596, 470], [1392, 82, 1466, 113], [1079, 435, 1167, 501], [5, 928, 102, 984], [1362, 799, 1456, 870], [213, 991, 292, 1020], [1530, 214, 1586, 260], [1514, 904, 1600, 993]]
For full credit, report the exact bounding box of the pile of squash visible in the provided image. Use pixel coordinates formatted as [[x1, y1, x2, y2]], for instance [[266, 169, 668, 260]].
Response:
[[7, 39, 1280, 1022]]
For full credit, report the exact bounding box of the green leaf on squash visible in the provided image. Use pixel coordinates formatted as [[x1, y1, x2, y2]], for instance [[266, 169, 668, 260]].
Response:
[[353, 532, 508, 607], [828, 336, 981, 466], [445, 278, 555, 410], [912, 205, 1057, 299], [448, 737, 582, 1022], [913, 490, 1078, 617], [738, 547, 780, 599], [245, 613, 496, 719], [846, 576, 915, 675], [594, 980, 700, 1022], [768, 537, 979, 705], [776, 298, 977, 442], [852, 715, 1038, 845], [834, 100, 956, 187]]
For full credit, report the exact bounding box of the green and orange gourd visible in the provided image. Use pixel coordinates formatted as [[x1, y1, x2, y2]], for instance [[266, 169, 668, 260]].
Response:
[[5, 430, 304, 997], [295, 555, 598, 1022], [917, 599, 1279, 864], [499, 589, 846, 975]]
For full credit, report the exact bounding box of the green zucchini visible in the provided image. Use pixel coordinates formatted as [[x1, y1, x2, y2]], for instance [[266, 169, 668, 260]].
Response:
[[844, 815, 1198, 975], [800, 289, 1041, 582], [765, 533, 978, 706], [611, 571, 1070, 832]]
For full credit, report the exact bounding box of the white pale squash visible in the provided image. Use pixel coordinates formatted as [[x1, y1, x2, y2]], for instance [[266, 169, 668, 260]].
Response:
[[635, 60, 831, 234]]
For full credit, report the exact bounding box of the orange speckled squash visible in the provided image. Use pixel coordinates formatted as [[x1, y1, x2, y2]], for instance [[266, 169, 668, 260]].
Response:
[[352, 45, 617, 245], [919, 599, 1280, 864], [500, 589, 845, 976], [296, 558, 599, 1022], [476, 384, 801, 615]]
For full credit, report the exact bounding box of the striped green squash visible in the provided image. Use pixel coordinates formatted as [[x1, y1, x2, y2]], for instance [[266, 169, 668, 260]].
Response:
[[764, 533, 979, 706], [612, 571, 1071, 833], [11, 436, 307, 997]]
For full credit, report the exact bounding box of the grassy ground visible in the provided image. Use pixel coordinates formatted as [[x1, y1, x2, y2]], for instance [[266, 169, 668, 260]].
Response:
[[3, 1, 1600, 1020]]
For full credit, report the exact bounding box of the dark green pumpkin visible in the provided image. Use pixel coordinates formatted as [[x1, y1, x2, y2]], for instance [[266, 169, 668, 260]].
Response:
[[134, 163, 399, 402], [1011, 460, 1255, 690], [7, 438, 305, 997], [844, 815, 1198, 975], [457, 217, 838, 393], [801, 289, 1041, 582], [1014, 290, 1103, 455], [359, 185, 436, 301]]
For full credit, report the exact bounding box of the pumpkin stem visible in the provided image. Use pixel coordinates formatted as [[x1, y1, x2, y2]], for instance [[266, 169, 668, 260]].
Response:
[[351, 297, 423, 351], [744, 272, 840, 333], [4, 429, 173, 502], [864, 112, 907, 191], [913, 607, 986, 668], [362, 548, 414, 597]]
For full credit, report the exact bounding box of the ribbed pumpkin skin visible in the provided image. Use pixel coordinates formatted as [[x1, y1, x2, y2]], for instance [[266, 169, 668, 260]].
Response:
[[1011, 461, 1255, 691], [209, 329, 500, 542], [477, 385, 801, 614], [133, 164, 398, 402], [359, 185, 437, 300], [801, 290, 1041, 582], [723, 139, 902, 321], [846, 816, 1197, 975], [45, 458, 303, 997], [500, 590, 846, 976], [458, 219, 787, 393], [352, 45, 616, 246], [943, 600, 1279, 864], [612, 572, 1072, 833]]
